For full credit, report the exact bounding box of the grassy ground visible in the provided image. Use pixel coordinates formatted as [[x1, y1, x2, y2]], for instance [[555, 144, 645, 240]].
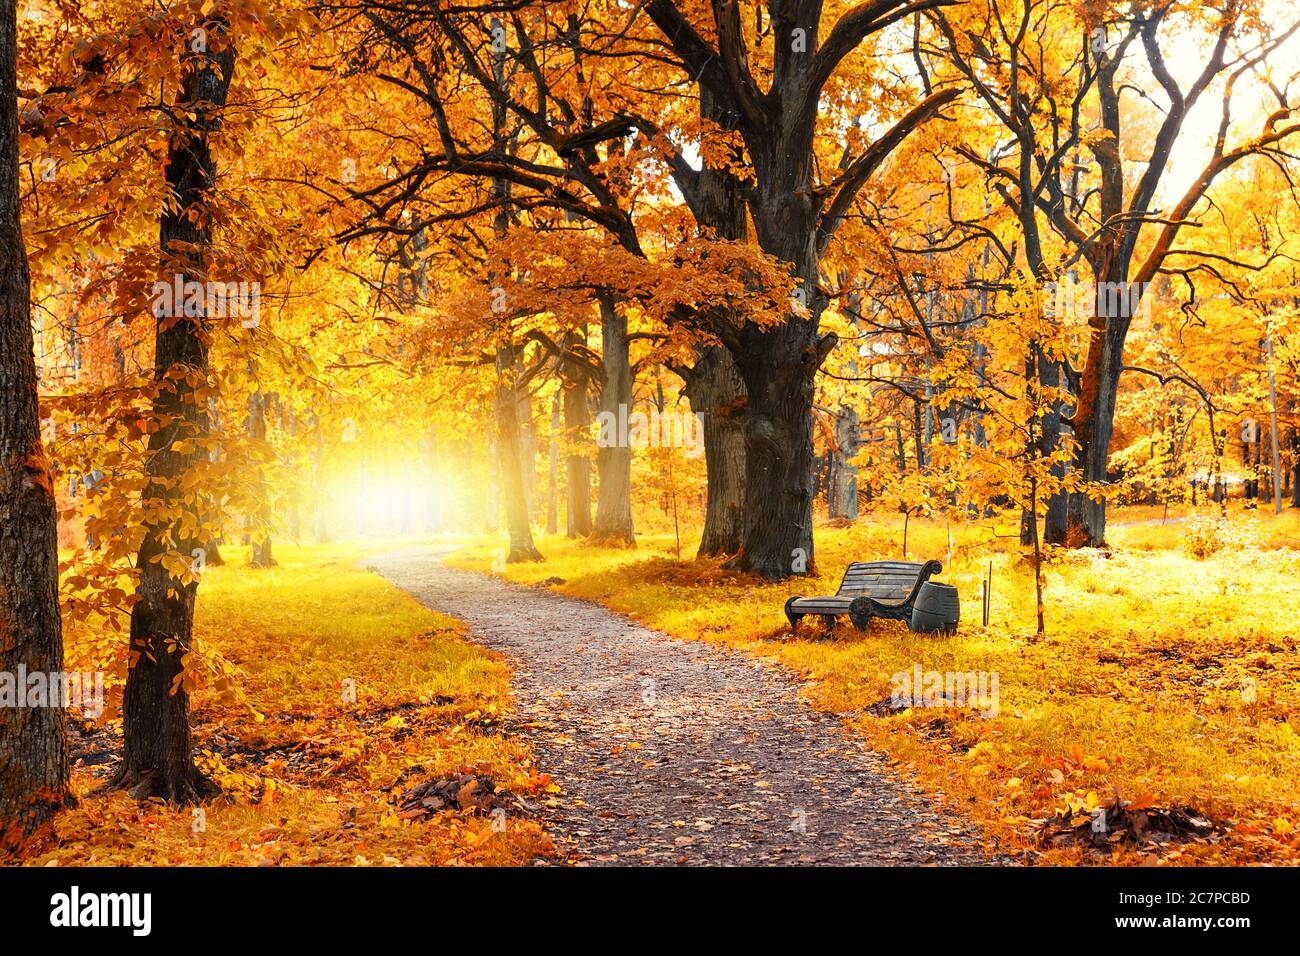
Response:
[[29, 543, 553, 866], [448, 503, 1300, 865]]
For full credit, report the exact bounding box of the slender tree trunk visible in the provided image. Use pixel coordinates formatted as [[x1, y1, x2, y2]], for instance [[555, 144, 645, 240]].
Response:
[[1242, 430, 1254, 502], [485, 430, 500, 533], [1291, 430, 1300, 508], [312, 415, 329, 544], [487, 22, 537, 561], [111, 33, 234, 803], [1248, 429, 1258, 509], [1028, 349, 1068, 544], [1210, 417, 1227, 512], [0, 0, 71, 849], [518, 385, 537, 519], [828, 404, 860, 522], [547, 388, 560, 534], [1029, 474, 1045, 636], [246, 387, 274, 567], [911, 398, 926, 473], [495, 346, 541, 562], [285, 407, 301, 541], [562, 369, 592, 537], [591, 293, 634, 545], [828, 283, 863, 523], [423, 430, 439, 532]]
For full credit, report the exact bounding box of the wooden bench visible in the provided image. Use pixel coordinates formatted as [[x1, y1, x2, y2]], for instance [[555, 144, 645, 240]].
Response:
[[784, 560, 944, 635]]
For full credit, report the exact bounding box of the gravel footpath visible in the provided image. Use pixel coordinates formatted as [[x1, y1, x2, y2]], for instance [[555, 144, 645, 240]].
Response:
[[369, 548, 1001, 866]]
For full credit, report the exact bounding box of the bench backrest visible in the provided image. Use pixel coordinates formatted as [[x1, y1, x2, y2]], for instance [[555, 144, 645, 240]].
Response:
[[836, 560, 942, 606]]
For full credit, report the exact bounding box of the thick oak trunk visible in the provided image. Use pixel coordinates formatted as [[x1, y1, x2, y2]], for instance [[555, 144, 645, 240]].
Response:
[[728, 326, 821, 579], [0, 0, 70, 850], [111, 36, 234, 804], [728, 178, 825, 579], [723, 140, 829, 579]]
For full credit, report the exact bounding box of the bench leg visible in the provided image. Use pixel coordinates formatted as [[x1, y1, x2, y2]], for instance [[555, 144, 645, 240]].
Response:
[[820, 615, 837, 639], [784, 597, 803, 637], [849, 597, 873, 632]]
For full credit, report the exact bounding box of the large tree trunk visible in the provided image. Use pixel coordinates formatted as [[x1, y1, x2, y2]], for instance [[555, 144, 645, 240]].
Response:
[[726, 226, 825, 579], [111, 34, 234, 804], [716, 103, 835, 580], [0, 0, 71, 850], [591, 293, 634, 545], [729, 319, 824, 579], [678, 345, 745, 555]]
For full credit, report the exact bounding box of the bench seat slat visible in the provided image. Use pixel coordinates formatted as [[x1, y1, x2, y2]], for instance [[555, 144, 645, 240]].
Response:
[[843, 568, 923, 577], [842, 581, 914, 590], [842, 579, 922, 588], [791, 595, 909, 610]]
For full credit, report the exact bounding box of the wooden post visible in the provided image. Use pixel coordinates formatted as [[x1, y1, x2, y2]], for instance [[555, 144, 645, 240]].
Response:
[[1267, 337, 1283, 515], [983, 560, 992, 627]]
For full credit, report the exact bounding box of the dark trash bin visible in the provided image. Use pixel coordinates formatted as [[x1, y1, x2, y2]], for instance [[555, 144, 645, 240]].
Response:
[[910, 581, 959, 633]]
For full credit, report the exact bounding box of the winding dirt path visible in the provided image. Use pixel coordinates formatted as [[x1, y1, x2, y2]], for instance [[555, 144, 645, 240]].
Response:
[[370, 548, 1000, 866]]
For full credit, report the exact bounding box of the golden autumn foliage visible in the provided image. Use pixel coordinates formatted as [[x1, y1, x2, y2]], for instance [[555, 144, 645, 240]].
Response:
[[6, 0, 1300, 871], [30, 544, 553, 866]]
